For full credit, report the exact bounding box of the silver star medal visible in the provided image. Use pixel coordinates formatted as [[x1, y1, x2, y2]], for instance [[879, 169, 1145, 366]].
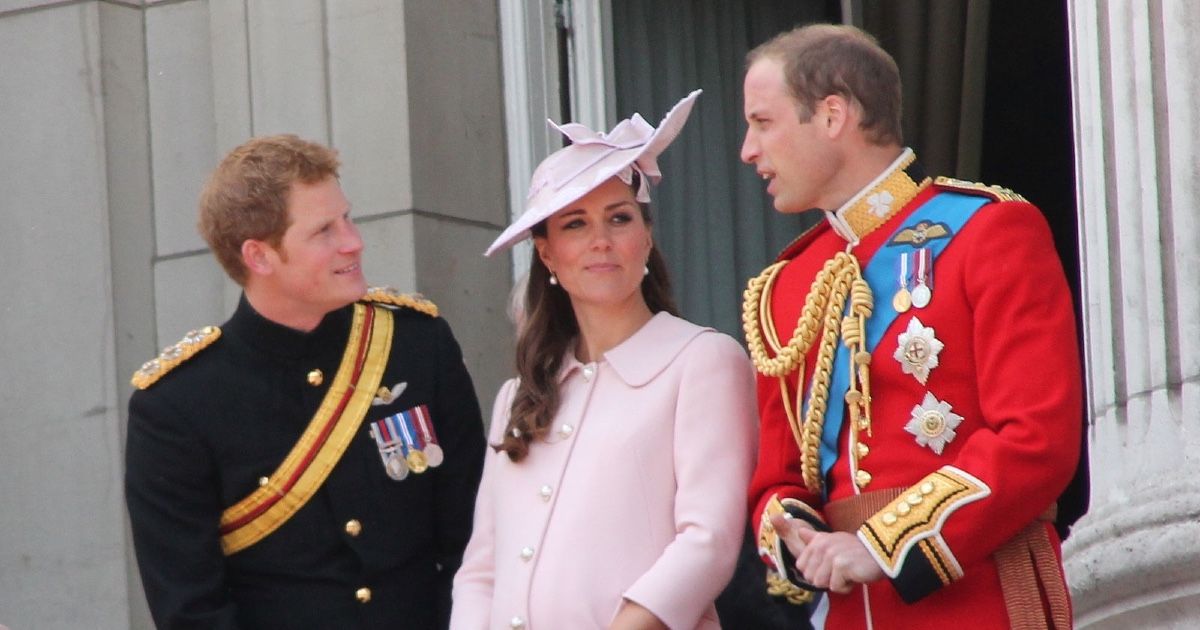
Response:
[[893, 317, 944, 384], [905, 392, 964, 455]]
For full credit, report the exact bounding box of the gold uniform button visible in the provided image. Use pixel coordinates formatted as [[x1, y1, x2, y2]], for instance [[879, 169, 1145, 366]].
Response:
[[881, 512, 898, 525], [355, 587, 371, 603], [855, 469, 872, 488], [856, 442, 870, 459], [920, 481, 936, 495], [896, 502, 911, 516], [907, 493, 923, 506], [307, 369, 324, 386], [258, 476, 269, 487], [345, 519, 362, 537]]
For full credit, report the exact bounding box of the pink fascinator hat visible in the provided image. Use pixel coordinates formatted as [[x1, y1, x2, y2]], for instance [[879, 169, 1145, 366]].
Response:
[[484, 89, 702, 256]]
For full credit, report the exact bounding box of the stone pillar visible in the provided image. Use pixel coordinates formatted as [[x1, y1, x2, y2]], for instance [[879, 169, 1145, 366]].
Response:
[[1064, 1, 1200, 628]]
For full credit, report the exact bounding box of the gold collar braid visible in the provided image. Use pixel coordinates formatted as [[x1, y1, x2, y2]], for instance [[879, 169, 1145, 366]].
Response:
[[826, 149, 925, 244]]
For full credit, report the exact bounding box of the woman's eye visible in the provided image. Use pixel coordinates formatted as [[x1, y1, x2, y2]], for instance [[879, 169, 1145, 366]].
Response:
[[562, 218, 585, 230], [611, 212, 633, 224]]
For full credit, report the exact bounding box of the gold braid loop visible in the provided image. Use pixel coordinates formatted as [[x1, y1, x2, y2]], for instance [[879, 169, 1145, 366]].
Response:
[[742, 251, 876, 494]]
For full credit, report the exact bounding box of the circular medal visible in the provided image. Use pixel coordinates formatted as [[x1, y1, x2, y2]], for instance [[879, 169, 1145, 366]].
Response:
[[406, 449, 429, 474], [892, 288, 912, 313], [385, 453, 410, 480], [423, 443, 445, 467], [911, 284, 932, 308]]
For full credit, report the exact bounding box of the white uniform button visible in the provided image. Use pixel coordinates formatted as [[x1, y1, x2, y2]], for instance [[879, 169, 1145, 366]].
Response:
[[559, 424, 574, 437], [510, 616, 525, 628], [539, 485, 553, 501], [520, 546, 534, 560]]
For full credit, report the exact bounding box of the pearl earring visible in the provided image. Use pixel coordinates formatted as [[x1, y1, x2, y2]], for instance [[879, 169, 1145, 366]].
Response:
[[643, 265, 649, 276], [549, 273, 559, 286]]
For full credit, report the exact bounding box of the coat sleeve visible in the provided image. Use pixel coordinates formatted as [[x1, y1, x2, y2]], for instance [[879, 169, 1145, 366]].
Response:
[[856, 201, 1083, 603], [430, 317, 488, 625], [450, 378, 517, 629], [745, 355, 826, 605], [621, 334, 758, 629], [125, 389, 241, 630]]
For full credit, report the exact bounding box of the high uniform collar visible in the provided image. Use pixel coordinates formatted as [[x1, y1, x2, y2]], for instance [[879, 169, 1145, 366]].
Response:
[[823, 148, 930, 246], [223, 294, 352, 360], [557, 311, 709, 387]]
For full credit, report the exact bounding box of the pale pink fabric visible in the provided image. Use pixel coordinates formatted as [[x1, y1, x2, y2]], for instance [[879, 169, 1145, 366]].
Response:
[[451, 312, 757, 629]]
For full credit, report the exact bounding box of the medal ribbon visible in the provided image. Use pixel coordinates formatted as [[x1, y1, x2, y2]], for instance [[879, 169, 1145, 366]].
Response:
[[397, 410, 422, 450], [413, 405, 439, 446], [815, 192, 990, 483], [219, 304, 394, 555]]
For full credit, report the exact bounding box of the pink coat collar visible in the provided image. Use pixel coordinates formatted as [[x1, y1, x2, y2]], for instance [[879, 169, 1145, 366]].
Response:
[[557, 312, 710, 387]]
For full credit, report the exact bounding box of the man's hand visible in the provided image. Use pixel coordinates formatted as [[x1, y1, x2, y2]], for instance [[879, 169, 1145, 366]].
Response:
[[768, 512, 815, 560], [793, 527, 885, 593]]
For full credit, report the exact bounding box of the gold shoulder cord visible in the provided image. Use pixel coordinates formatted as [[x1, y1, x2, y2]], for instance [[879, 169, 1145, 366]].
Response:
[[743, 251, 874, 494]]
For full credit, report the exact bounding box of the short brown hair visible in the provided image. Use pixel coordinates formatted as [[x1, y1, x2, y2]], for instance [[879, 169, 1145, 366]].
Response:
[[198, 134, 341, 285], [748, 23, 903, 146]]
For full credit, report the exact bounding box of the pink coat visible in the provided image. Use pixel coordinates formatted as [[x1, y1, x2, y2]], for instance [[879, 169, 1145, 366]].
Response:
[[451, 313, 757, 629]]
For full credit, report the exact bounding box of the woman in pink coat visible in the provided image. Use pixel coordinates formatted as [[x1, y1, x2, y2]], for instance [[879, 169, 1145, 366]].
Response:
[[451, 91, 757, 630]]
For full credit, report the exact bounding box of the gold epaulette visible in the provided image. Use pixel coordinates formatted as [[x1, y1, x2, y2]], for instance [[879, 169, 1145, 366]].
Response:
[[934, 176, 1027, 203], [131, 326, 221, 390], [363, 286, 439, 317]]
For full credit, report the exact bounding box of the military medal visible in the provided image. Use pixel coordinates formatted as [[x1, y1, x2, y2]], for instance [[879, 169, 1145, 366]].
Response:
[[406, 449, 429, 474], [905, 392, 963, 455], [385, 453, 410, 480], [393, 411, 429, 474], [893, 317, 944, 384], [412, 405, 444, 467], [370, 410, 434, 480], [892, 253, 912, 313], [911, 248, 932, 308], [370, 420, 411, 481]]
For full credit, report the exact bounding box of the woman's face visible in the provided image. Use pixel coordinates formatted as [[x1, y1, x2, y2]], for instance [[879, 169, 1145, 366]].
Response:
[[534, 176, 653, 313]]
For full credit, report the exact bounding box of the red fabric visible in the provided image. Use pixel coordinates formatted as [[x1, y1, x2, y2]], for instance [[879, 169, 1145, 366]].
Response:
[[747, 186, 1082, 629]]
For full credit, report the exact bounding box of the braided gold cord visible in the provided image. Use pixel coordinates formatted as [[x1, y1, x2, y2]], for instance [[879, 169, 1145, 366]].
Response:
[[743, 252, 875, 494], [766, 572, 816, 605], [744, 255, 848, 377]]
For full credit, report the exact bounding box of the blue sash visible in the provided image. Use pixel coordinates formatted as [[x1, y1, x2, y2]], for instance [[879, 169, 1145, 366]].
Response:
[[812, 192, 990, 491]]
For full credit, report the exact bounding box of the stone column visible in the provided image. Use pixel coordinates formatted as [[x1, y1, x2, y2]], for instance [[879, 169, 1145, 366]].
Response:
[[1064, 1, 1200, 628]]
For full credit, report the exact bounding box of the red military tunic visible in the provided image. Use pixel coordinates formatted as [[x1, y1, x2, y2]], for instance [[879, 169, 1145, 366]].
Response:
[[746, 150, 1082, 629]]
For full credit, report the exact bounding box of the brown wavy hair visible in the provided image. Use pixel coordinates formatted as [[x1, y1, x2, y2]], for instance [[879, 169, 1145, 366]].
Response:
[[496, 189, 678, 462]]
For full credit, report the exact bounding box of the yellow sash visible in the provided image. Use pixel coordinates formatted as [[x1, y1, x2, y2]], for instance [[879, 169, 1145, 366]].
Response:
[[219, 303, 394, 555]]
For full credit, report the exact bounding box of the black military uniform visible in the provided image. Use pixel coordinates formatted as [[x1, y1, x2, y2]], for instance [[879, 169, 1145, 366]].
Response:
[[125, 293, 486, 629]]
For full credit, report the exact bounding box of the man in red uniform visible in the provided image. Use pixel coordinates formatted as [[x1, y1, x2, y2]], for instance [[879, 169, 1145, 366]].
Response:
[[740, 24, 1085, 628]]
